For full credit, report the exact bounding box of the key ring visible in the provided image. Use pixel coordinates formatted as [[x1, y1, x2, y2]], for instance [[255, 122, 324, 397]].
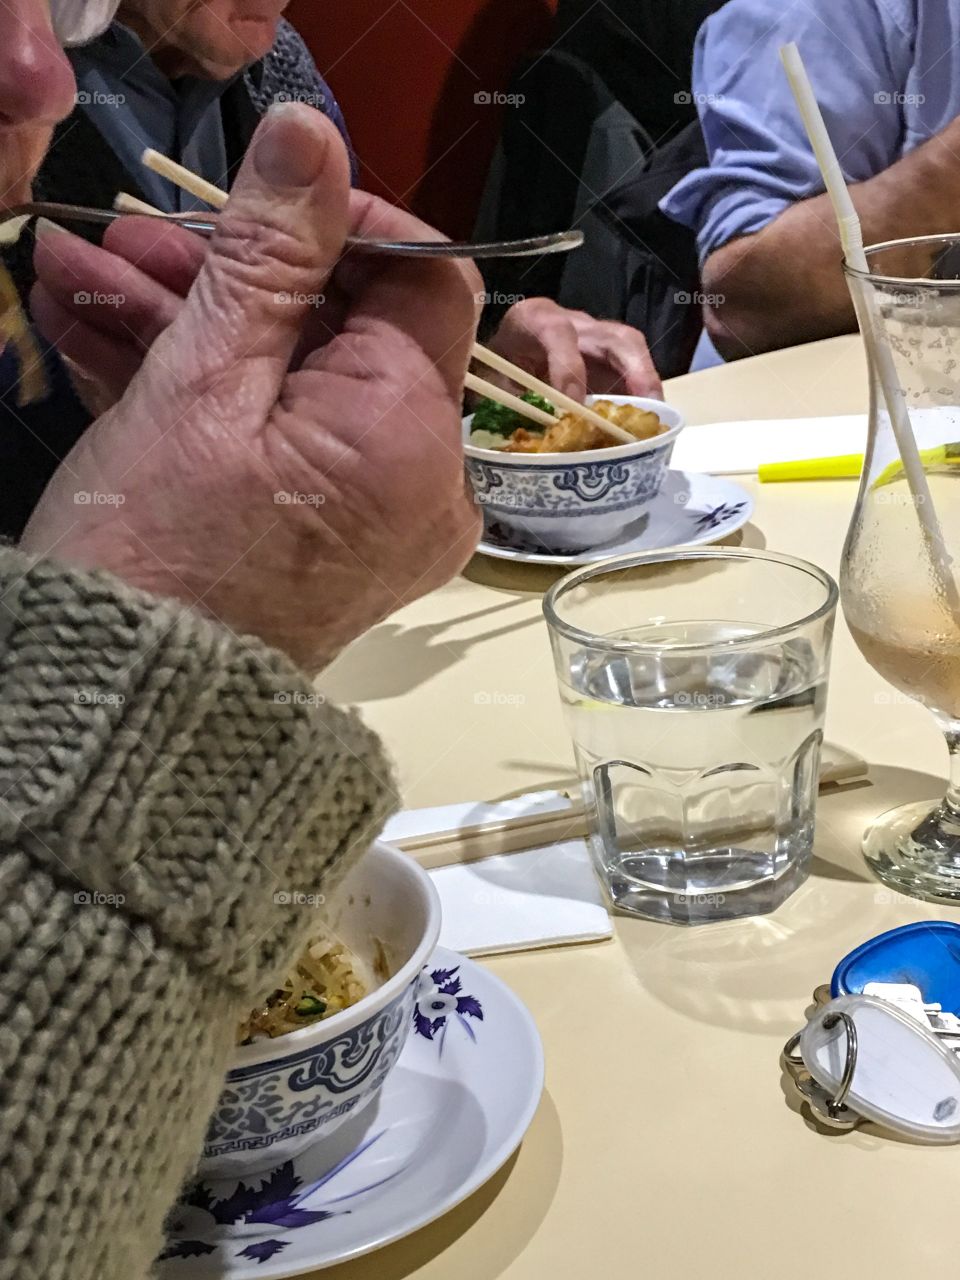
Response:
[[820, 1011, 858, 1113], [783, 929, 960, 1143], [783, 1010, 860, 1128]]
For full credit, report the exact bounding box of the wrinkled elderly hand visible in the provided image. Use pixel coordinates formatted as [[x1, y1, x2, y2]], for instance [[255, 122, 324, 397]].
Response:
[[486, 297, 662, 402], [24, 105, 482, 673]]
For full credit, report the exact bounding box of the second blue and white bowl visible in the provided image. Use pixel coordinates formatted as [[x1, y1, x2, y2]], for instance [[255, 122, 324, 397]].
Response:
[[464, 394, 684, 554], [201, 842, 441, 1179]]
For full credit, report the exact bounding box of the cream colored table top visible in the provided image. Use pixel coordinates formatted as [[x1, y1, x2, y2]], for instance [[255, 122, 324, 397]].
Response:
[[321, 333, 960, 1280]]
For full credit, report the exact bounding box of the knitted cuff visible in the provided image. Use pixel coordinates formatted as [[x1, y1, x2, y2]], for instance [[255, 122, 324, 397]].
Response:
[[0, 549, 398, 992]]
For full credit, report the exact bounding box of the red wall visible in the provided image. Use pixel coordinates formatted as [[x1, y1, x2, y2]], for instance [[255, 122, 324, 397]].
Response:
[[287, 0, 557, 239]]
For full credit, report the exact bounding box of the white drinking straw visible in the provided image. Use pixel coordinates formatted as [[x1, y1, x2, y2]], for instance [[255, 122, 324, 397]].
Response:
[[780, 42, 960, 617]]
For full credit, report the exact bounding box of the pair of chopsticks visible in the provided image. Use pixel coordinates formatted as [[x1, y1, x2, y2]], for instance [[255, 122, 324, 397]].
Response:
[[465, 347, 635, 444], [126, 150, 635, 447], [393, 746, 868, 870], [393, 795, 589, 870]]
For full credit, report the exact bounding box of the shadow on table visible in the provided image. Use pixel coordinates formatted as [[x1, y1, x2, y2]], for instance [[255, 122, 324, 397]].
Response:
[[463, 555, 570, 596], [729, 521, 765, 551], [322, 599, 540, 701], [616, 764, 953, 1039], [812, 763, 946, 881], [324, 1089, 563, 1280], [463, 522, 765, 597]]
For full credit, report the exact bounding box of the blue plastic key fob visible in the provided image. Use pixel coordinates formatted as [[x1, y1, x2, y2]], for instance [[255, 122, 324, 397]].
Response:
[[832, 921, 960, 1016]]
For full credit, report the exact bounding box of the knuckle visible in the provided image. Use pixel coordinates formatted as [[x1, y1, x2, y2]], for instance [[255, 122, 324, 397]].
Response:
[[514, 296, 555, 318], [610, 322, 649, 348], [212, 212, 322, 292]]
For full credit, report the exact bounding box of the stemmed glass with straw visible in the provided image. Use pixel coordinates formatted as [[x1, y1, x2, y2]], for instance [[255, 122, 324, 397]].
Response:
[[782, 43, 960, 898], [780, 43, 959, 612]]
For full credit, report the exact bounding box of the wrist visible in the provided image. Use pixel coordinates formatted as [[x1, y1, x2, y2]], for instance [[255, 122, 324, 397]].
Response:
[[20, 511, 204, 613]]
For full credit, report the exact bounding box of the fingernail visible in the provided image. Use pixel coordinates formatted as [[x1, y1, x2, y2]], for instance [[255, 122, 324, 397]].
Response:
[[254, 103, 329, 189], [35, 217, 69, 240]]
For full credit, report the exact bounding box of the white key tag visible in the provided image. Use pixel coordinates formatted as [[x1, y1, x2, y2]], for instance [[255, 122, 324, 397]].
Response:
[[795, 994, 960, 1143]]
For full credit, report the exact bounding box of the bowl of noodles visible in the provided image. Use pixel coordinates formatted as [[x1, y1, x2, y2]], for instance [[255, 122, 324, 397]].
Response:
[[201, 841, 441, 1178], [464, 394, 684, 554]]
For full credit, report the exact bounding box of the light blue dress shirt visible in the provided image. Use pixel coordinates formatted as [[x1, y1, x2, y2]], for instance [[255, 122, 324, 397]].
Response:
[[661, 0, 960, 264], [69, 23, 235, 212]]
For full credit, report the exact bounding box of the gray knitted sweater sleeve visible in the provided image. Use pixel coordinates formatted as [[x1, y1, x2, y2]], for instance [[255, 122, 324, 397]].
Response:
[[0, 548, 397, 1280]]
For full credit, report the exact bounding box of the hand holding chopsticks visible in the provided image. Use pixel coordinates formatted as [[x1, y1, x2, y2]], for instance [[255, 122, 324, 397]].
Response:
[[137, 148, 636, 445]]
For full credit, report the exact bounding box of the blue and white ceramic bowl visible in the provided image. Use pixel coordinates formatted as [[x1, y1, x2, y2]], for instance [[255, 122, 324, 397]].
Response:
[[464, 394, 684, 554], [201, 842, 441, 1179]]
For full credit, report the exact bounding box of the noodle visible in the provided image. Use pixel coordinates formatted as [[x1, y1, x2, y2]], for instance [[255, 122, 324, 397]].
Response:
[[238, 936, 367, 1043]]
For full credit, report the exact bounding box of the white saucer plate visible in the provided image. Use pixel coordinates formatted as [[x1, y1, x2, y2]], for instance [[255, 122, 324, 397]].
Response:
[[159, 948, 544, 1278], [475, 469, 754, 566]]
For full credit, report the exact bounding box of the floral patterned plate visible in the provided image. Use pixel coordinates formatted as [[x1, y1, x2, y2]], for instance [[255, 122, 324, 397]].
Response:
[[475, 469, 754, 565], [159, 948, 544, 1278]]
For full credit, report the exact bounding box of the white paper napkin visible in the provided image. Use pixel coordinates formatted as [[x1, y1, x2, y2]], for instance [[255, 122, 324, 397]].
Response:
[[382, 795, 612, 957], [671, 415, 868, 474], [428, 840, 611, 956]]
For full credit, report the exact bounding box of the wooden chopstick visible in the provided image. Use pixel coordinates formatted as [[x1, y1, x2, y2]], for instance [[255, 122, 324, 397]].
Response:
[[142, 148, 228, 210], [137, 150, 633, 450], [396, 803, 590, 871], [465, 372, 558, 429], [115, 192, 163, 216], [471, 341, 635, 445], [398, 750, 869, 870]]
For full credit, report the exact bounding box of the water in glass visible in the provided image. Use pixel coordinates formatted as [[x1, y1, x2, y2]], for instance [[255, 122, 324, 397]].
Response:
[[558, 619, 827, 923]]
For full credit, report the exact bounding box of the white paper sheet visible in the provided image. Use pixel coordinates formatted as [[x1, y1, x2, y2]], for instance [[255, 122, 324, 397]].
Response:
[[382, 796, 612, 957], [429, 839, 612, 957], [671, 415, 868, 474]]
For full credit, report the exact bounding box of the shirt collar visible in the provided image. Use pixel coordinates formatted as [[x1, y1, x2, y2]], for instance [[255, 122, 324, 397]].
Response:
[[78, 20, 241, 106]]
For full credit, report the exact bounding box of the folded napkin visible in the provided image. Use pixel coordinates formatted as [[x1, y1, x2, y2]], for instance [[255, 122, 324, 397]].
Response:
[[671, 415, 868, 475], [382, 794, 612, 957], [428, 841, 612, 957]]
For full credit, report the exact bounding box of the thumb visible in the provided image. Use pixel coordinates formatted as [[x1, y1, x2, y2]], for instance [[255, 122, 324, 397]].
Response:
[[149, 104, 351, 409]]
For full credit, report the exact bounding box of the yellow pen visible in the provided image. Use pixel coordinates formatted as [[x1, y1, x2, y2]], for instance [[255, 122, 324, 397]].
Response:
[[758, 454, 864, 482], [759, 446, 960, 484]]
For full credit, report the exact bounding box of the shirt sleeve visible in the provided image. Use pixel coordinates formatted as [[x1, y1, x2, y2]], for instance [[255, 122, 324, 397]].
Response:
[[659, 0, 914, 262]]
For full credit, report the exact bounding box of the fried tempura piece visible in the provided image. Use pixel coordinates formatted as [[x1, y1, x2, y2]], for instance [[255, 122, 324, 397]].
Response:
[[501, 427, 546, 453], [500, 400, 666, 453], [540, 417, 612, 452], [590, 400, 663, 440]]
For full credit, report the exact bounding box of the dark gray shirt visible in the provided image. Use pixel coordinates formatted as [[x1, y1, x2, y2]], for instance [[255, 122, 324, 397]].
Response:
[[69, 23, 238, 212]]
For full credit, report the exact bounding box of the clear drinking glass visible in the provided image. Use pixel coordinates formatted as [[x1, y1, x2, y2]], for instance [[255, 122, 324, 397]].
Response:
[[543, 548, 838, 924], [842, 234, 960, 900]]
